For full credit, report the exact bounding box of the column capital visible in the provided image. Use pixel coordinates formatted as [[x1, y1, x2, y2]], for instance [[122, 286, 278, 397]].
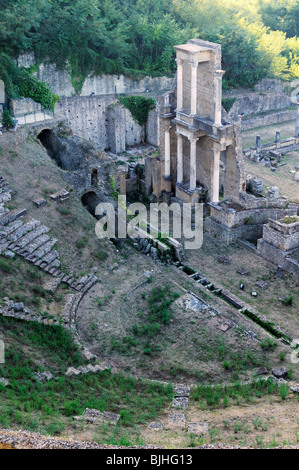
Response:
[[175, 131, 182, 138], [165, 125, 172, 133], [188, 136, 198, 144], [175, 58, 183, 66], [189, 60, 198, 69], [215, 70, 225, 78]]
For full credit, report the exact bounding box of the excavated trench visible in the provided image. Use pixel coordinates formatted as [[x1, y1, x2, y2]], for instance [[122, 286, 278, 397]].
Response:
[[37, 129, 82, 171], [81, 191, 102, 218]]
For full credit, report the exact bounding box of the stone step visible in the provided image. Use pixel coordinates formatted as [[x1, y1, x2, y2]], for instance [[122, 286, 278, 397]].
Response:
[[28, 239, 57, 261], [14, 225, 50, 250], [19, 233, 50, 255], [40, 250, 59, 266], [0, 208, 27, 226], [8, 219, 41, 243], [0, 220, 23, 237]]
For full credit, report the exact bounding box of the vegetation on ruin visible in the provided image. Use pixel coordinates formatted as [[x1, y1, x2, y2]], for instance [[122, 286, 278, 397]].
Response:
[[0, 0, 299, 91], [0, 316, 173, 442], [0, 53, 59, 110]]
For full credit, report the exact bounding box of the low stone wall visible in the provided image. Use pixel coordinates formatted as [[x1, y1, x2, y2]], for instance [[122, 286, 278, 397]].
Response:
[[241, 109, 297, 131]]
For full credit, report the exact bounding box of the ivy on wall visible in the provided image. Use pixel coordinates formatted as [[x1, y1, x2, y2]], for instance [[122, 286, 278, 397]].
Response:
[[119, 96, 156, 127], [222, 97, 237, 113], [0, 53, 60, 111]]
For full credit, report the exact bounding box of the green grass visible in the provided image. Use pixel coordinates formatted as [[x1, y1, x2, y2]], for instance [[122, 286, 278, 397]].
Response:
[[191, 378, 279, 409], [0, 316, 173, 440]]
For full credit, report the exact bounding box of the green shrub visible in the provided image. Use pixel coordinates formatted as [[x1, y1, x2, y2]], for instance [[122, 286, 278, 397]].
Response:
[[1, 109, 14, 129]]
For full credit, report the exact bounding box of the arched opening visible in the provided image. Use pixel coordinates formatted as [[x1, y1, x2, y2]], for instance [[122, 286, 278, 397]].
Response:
[[38, 129, 65, 169], [91, 169, 98, 187], [37, 129, 82, 171], [81, 191, 101, 218]]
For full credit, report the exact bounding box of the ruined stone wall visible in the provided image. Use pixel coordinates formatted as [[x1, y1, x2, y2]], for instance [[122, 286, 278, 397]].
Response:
[[11, 95, 159, 151], [228, 92, 293, 120], [241, 109, 297, 131], [17, 53, 174, 98]]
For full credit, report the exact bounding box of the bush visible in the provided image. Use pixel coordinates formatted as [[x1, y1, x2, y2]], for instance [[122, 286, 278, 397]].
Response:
[[1, 109, 14, 129]]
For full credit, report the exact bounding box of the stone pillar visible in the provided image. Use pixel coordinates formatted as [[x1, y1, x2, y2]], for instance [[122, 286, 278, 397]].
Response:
[[275, 131, 280, 143], [256, 135, 261, 148], [295, 166, 299, 182], [176, 132, 183, 184], [214, 70, 225, 126], [295, 101, 299, 138], [211, 148, 221, 203], [189, 137, 198, 191], [164, 125, 171, 178], [175, 59, 183, 111], [190, 61, 198, 116]]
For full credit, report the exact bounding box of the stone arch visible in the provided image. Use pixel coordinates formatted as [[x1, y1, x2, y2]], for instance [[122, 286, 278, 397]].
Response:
[[81, 191, 101, 218]]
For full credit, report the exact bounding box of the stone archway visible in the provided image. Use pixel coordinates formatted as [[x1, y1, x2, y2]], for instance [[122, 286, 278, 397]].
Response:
[[81, 191, 101, 218]]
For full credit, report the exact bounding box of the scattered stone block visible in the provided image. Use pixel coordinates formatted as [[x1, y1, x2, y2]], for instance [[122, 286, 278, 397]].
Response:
[[255, 280, 269, 290], [83, 409, 120, 425], [172, 397, 189, 409], [236, 267, 250, 276], [49, 189, 69, 202], [276, 265, 285, 279], [168, 413, 186, 428], [251, 291, 258, 297], [272, 367, 288, 379], [148, 422, 164, 431], [218, 324, 230, 332], [0, 378, 10, 387], [218, 256, 231, 265], [257, 367, 268, 376], [33, 198, 47, 208], [33, 371, 54, 383], [14, 302, 24, 312], [187, 423, 209, 434], [290, 385, 299, 394], [174, 385, 190, 397]]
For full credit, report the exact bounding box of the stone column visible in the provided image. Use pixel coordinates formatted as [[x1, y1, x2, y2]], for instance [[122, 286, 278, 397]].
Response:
[[176, 132, 183, 184], [211, 148, 221, 203], [256, 135, 261, 148], [275, 131, 280, 143], [214, 70, 225, 126], [190, 61, 198, 116], [295, 101, 299, 138], [189, 137, 198, 191], [164, 125, 171, 178], [175, 58, 183, 111]]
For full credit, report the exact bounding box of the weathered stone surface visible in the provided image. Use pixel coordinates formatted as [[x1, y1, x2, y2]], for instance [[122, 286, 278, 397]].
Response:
[[257, 367, 268, 376], [148, 422, 164, 431], [236, 267, 250, 276], [255, 280, 269, 290], [33, 371, 54, 383], [168, 413, 186, 428], [272, 367, 288, 379], [187, 423, 209, 434], [0, 378, 10, 387], [33, 198, 47, 208], [218, 256, 231, 265], [83, 408, 120, 425], [172, 397, 189, 409], [174, 385, 190, 397]]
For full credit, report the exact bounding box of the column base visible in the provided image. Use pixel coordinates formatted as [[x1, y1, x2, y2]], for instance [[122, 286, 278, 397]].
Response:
[[175, 182, 200, 204], [163, 175, 172, 193]]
